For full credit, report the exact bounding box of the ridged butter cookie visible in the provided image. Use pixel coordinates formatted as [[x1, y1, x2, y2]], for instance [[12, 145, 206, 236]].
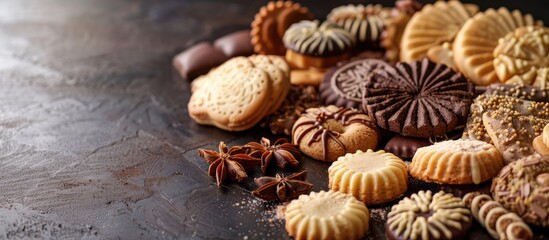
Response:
[[328, 149, 407, 205], [453, 8, 542, 86], [494, 26, 549, 88], [399, 0, 478, 62], [409, 139, 503, 184], [285, 190, 369, 240], [533, 123, 549, 156]]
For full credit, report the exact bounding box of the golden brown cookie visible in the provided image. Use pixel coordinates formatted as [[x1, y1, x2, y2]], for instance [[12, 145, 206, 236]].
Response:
[[533, 123, 549, 156], [453, 8, 543, 86], [494, 26, 549, 88], [483, 110, 549, 164], [381, 0, 423, 63], [251, 1, 313, 55], [328, 149, 407, 205], [292, 105, 378, 162], [247, 55, 290, 115], [399, 1, 478, 62], [289, 67, 327, 86], [285, 190, 369, 240], [409, 139, 503, 184]]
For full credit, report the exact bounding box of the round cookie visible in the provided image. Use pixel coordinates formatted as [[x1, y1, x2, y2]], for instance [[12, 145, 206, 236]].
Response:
[[383, 135, 431, 159], [362, 58, 474, 138], [328, 149, 408, 205], [494, 26, 549, 88], [491, 154, 549, 227], [285, 190, 369, 240], [399, 1, 479, 62], [292, 105, 378, 162], [248, 55, 290, 115], [251, 1, 313, 55], [326, 4, 391, 51], [409, 139, 503, 184], [320, 59, 391, 109], [283, 20, 355, 70], [534, 123, 549, 156], [453, 7, 542, 86], [386, 190, 472, 240]]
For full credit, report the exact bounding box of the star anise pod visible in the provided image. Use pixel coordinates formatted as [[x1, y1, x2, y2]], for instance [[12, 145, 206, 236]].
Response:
[[245, 137, 301, 173], [198, 142, 260, 188], [252, 171, 313, 202]]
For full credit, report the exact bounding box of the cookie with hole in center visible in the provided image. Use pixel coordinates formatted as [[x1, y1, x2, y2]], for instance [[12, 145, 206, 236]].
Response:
[[292, 105, 378, 162]]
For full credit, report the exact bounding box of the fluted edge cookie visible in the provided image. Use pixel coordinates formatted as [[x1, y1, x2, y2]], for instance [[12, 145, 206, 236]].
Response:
[[328, 149, 407, 205], [409, 139, 503, 184], [285, 190, 369, 240]]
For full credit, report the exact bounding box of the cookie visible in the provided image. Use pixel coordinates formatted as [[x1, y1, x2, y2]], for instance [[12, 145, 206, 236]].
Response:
[[483, 109, 549, 164], [285, 190, 369, 240], [292, 105, 378, 162], [533, 124, 549, 156], [248, 55, 291, 115], [263, 85, 320, 135], [462, 95, 549, 143], [494, 26, 549, 87], [283, 20, 355, 69], [463, 193, 533, 239], [327, 4, 391, 51], [383, 135, 431, 159], [320, 59, 391, 109], [289, 68, 326, 86], [491, 154, 549, 227], [362, 58, 474, 138], [381, 0, 423, 63], [328, 149, 407, 205], [426, 42, 457, 69], [386, 190, 472, 240], [172, 42, 229, 80], [484, 84, 549, 102], [251, 1, 313, 55], [409, 139, 503, 184], [399, 1, 478, 62], [453, 7, 542, 86]]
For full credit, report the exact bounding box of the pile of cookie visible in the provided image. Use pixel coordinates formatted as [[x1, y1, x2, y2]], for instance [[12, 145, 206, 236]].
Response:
[[178, 0, 549, 239]]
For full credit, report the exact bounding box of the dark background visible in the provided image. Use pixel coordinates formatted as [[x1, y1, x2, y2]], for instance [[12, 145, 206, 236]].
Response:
[[0, 0, 547, 239]]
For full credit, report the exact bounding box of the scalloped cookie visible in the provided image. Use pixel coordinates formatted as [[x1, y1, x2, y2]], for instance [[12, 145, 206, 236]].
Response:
[[409, 139, 503, 184], [285, 190, 369, 240], [453, 7, 543, 86], [328, 149, 407, 205]]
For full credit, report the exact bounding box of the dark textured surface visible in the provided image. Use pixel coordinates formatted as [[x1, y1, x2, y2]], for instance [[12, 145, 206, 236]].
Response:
[[0, 0, 548, 239]]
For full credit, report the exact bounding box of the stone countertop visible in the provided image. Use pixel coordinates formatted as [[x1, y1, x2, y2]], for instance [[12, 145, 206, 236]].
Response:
[[0, 0, 547, 239]]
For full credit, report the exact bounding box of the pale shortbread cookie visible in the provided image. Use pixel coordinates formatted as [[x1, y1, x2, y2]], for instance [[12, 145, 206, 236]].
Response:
[[188, 57, 273, 131], [453, 7, 542, 86], [494, 26, 549, 88], [285, 190, 369, 240], [533, 123, 549, 155], [399, 0, 478, 62], [248, 55, 290, 115], [409, 139, 503, 184], [328, 149, 407, 205], [483, 110, 549, 164]]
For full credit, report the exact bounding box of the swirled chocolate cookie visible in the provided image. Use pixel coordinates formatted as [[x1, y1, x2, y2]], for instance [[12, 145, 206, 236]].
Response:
[[320, 59, 391, 109], [283, 20, 355, 69], [494, 26, 549, 88], [491, 154, 549, 227], [362, 58, 474, 138], [327, 4, 391, 51], [386, 190, 472, 240]]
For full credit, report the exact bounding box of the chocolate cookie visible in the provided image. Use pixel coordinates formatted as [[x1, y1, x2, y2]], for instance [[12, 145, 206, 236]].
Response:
[[383, 135, 431, 159], [362, 58, 474, 138], [320, 59, 391, 109], [386, 190, 472, 240], [491, 154, 549, 227]]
